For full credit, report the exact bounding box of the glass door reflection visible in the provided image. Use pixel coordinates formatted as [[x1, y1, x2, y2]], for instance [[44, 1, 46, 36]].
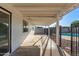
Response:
[[0, 8, 10, 55]]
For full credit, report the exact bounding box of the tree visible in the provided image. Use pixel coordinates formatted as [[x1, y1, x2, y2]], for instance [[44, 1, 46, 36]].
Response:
[[71, 20, 79, 27]]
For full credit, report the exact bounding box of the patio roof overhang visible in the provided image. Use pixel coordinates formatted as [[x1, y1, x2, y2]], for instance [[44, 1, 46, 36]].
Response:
[[11, 3, 79, 26]]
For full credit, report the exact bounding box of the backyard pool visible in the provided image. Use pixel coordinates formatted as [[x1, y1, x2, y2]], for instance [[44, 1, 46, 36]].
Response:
[[61, 33, 79, 37]]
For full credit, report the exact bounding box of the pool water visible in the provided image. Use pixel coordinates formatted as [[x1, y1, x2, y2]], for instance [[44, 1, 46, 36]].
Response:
[[61, 33, 79, 37]]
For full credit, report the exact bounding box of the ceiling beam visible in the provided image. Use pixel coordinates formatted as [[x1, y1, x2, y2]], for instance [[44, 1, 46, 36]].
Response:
[[14, 7, 66, 12], [23, 14, 57, 17]]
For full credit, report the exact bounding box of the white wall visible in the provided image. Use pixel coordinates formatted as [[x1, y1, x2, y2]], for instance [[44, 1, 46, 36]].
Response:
[[0, 4, 31, 53]]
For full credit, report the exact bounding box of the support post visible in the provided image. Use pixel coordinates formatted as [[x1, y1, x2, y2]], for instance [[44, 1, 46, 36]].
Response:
[[56, 19, 60, 46]]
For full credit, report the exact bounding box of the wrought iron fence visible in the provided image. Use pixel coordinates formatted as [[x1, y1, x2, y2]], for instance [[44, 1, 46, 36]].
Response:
[[71, 24, 79, 56], [59, 25, 79, 56]]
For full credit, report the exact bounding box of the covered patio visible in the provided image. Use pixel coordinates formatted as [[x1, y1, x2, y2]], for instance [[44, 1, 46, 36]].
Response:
[[11, 3, 78, 56], [0, 3, 79, 56]]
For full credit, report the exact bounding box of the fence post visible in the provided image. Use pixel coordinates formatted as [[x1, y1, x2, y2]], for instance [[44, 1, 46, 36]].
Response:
[[71, 24, 72, 56], [59, 26, 61, 47]]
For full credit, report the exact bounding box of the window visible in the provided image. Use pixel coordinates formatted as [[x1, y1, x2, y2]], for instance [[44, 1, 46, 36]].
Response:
[[23, 20, 28, 32]]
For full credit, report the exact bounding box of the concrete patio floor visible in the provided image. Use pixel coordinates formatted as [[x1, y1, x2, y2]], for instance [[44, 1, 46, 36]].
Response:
[[11, 31, 60, 56]]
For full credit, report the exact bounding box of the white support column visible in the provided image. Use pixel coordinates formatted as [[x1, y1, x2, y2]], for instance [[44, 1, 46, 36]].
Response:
[[28, 22, 32, 32], [27, 17, 33, 32], [56, 18, 60, 45]]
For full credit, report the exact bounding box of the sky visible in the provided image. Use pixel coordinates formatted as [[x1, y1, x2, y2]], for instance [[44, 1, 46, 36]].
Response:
[[50, 8, 79, 27]]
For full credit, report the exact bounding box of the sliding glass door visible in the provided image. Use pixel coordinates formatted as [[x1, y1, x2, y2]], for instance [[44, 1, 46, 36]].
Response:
[[0, 7, 11, 55]]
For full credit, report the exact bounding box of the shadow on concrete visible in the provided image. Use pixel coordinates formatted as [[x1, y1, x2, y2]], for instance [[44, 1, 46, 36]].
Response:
[[42, 37, 49, 56], [50, 39, 52, 56], [11, 46, 40, 56], [32, 36, 42, 46]]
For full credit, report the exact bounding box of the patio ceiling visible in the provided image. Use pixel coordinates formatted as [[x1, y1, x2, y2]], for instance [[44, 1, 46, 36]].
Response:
[[11, 3, 79, 26]]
